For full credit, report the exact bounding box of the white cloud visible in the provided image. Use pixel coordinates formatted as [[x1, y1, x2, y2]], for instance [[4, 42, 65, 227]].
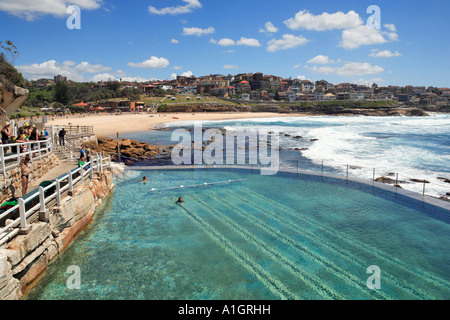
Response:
[[17, 59, 153, 83], [182, 26, 215, 36], [17, 60, 113, 81], [369, 49, 402, 58], [292, 63, 302, 69], [128, 56, 170, 69], [223, 65, 238, 69], [384, 24, 397, 32], [212, 37, 261, 47], [284, 10, 362, 31], [0, 0, 102, 20], [307, 55, 340, 64], [217, 38, 235, 46], [260, 21, 278, 33], [149, 0, 202, 16], [308, 62, 384, 77], [296, 75, 307, 80], [340, 25, 389, 49], [62, 60, 76, 67], [120, 76, 150, 83], [75, 61, 112, 74], [172, 71, 194, 79], [353, 78, 385, 85], [267, 34, 309, 52], [236, 37, 261, 47], [171, 39, 179, 44], [91, 73, 116, 82], [173, 65, 183, 70], [181, 71, 193, 77]]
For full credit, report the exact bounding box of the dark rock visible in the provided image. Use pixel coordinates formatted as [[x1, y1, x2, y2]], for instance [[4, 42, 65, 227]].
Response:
[[410, 179, 430, 183], [375, 176, 396, 184]]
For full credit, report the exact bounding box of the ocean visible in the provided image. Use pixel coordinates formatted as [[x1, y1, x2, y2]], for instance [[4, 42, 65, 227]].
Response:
[[115, 113, 450, 199]]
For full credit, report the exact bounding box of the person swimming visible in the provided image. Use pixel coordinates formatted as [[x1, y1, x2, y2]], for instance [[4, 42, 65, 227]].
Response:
[[176, 197, 184, 204], [139, 176, 148, 183]]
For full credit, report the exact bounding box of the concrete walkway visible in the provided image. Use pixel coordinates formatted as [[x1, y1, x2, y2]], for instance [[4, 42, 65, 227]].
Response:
[[28, 161, 77, 191]]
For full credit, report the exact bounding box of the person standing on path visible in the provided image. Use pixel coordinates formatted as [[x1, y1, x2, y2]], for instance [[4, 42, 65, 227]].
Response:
[[59, 128, 66, 146]]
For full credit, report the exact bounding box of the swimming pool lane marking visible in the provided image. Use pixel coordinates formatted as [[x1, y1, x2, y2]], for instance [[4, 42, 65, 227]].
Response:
[[176, 204, 296, 300], [192, 195, 341, 300], [225, 190, 435, 300], [148, 179, 248, 193], [214, 191, 393, 300], [242, 187, 450, 292]]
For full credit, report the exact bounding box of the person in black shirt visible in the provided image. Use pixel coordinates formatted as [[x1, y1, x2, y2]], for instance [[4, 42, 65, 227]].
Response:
[[58, 128, 66, 146]]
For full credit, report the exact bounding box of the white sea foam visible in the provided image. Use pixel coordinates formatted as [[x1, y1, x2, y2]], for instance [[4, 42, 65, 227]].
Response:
[[159, 114, 450, 198]]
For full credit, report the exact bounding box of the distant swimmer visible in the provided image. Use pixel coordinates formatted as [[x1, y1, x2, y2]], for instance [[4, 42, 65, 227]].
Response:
[[139, 176, 148, 183], [176, 197, 184, 204]]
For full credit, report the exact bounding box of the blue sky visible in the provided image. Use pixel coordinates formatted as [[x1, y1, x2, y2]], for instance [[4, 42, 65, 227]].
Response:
[[1, 0, 449, 87]]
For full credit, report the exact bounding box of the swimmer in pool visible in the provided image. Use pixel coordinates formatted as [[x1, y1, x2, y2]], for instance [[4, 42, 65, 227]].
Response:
[[139, 176, 148, 183], [176, 197, 184, 204]]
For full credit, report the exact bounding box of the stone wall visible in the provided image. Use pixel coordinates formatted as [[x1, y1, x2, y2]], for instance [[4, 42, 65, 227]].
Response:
[[0, 153, 60, 204], [0, 170, 114, 300]]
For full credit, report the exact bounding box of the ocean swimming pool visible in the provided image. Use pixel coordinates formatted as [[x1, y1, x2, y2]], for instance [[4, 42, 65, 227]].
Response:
[[27, 169, 450, 300]]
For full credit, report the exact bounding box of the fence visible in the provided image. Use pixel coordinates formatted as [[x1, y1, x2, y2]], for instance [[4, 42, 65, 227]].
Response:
[[0, 154, 111, 246], [0, 138, 53, 176], [49, 125, 94, 136], [123, 155, 450, 199]]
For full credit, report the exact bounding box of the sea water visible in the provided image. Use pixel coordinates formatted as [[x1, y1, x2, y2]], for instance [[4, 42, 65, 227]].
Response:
[[117, 113, 450, 198], [27, 169, 449, 300]]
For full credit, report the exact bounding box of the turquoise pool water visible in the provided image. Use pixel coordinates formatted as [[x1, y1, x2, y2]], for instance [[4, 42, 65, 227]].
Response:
[[27, 169, 450, 300]]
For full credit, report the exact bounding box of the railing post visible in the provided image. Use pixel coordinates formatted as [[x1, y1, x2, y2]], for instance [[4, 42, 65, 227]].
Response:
[[56, 179, 61, 207], [108, 155, 111, 169], [68, 170, 74, 196], [39, 186, 49, 222], [0, 146, 5, 177], [18, 198, 31, 234], [96, 154, 100, 172], [346, 165, 349, 180], [38, 141, 42, 159], [373, 168, 375, 183], [89, 158, 94, 179]]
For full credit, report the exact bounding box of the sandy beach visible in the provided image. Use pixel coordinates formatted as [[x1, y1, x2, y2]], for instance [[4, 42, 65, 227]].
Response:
[[48, 112, 309, 137]]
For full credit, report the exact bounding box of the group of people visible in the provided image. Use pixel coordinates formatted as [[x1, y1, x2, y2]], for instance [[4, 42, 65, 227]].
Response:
[[1, 122, 49, 154]]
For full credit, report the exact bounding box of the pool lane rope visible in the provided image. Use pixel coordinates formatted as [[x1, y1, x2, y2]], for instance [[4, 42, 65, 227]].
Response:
[[149, 179, 247, 193], [244, 187, 450, 292], [221, 189, 434, 300], [177, 204, 296, 300]]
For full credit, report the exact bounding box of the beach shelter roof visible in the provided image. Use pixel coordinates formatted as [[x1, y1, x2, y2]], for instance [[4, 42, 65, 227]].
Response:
[[74, 102, 88, 106]]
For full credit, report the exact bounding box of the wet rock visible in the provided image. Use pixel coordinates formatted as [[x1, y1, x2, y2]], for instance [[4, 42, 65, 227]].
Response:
[[410, 179, 430, 183], [375, 176, 397, 184]]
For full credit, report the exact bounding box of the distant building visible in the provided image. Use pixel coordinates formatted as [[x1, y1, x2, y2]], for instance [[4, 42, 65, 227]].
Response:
[[398, 94, 409, 102], [54, 75, 67, 83]]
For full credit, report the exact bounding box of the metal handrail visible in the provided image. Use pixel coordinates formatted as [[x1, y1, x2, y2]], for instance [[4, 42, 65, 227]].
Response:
[[0, 155, 111, 246], [0, 138, 52, 176]]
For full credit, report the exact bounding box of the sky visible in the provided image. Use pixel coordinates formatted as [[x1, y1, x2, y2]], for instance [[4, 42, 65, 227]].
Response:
[[0, 0, 449, 87]]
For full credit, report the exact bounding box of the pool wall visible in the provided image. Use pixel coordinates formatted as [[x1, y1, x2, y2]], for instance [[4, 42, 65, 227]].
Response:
[[0, 170, 114, 300]]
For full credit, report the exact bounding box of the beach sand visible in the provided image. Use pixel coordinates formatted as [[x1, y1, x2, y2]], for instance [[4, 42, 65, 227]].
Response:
[[48, 112, 308, 137]]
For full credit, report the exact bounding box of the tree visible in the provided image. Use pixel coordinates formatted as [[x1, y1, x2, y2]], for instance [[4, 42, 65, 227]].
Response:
[[54, 81, 72, 105]]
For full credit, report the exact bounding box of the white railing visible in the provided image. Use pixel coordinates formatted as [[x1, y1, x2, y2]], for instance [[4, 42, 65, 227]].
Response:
[[0, 154, 111, 246], [0, 138, 53, 176]]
